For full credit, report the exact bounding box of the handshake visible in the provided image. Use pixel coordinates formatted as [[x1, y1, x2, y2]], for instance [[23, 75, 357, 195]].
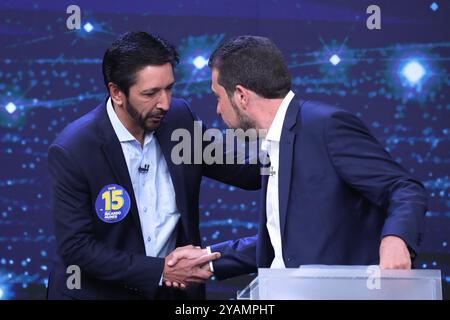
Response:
[[162, 245, 221, 289]]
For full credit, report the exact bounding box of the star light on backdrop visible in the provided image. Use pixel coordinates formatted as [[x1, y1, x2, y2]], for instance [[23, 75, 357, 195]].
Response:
[[401, 60, 426, 87], [329, 54, 341, 66], [193, 56, 208, 70], [175, 34, 225, 98], [83, 22, 94, 33], [5, 102, 16, 114], [390, 52, 438, 100], [0, 284, 13, 300], [430, 2, 439, 11]]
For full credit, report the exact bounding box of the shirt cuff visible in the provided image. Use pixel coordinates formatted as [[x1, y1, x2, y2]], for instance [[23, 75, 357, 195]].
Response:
[[206, 246, 215, 273]]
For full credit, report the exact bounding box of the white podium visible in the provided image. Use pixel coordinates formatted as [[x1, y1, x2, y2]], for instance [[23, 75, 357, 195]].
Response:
[[237, 266, 442, 300]]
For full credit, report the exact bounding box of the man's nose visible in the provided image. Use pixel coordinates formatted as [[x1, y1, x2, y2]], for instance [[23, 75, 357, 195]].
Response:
[[158, 91, 171, 111], [158, 103, 169, 112]]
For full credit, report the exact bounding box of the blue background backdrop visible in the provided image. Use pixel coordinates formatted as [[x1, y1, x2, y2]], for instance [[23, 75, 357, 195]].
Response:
[[0, 0, 449, 299]]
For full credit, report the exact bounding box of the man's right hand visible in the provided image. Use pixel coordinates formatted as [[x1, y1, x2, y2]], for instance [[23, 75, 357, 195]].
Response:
[[163, 245, 220, 289]]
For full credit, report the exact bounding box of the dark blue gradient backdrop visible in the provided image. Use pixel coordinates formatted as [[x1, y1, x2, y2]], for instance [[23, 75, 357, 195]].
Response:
[[0, 0, 449, 299]]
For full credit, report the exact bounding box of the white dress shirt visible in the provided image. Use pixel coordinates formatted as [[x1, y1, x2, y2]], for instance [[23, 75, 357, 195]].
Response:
[[106, 98, 180, 260], [261, 90, 295, 269]]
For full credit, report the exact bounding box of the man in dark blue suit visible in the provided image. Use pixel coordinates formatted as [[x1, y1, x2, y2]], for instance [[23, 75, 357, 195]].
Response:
[[46, 32, 260, 299], [169, 35, 428, 281]]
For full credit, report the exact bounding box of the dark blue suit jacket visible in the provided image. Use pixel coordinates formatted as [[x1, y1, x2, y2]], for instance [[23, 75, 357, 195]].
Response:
[[211, 99, 428, 279], [47, 97, 260, 299]]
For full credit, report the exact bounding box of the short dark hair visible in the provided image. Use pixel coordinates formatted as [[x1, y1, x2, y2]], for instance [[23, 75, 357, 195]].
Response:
[[102, 31, 179, 96], [208, 36, 291, 99]]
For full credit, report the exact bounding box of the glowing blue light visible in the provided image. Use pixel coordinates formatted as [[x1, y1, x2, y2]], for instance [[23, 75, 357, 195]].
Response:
[[329, 54, 341, 66], [402, 60, 425, 85], [193, 56, 208, 69], [0, 287, 3, 299], [83, 22, 94, 33], [5, 102, 16, 114], [430, 2, 439, 11]]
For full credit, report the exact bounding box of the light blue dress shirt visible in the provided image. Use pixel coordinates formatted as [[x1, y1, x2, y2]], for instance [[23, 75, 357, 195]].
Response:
[[106, 98, 180, 260]]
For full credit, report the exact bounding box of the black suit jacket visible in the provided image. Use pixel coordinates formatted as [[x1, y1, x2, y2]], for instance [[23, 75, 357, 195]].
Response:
[[47, 97, 260, 299], [211, 99, 427, 279]]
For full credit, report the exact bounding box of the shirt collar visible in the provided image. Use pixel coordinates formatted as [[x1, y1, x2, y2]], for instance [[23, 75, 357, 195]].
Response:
[[265, 90, 295, 143], [106, 97, 154, 145]]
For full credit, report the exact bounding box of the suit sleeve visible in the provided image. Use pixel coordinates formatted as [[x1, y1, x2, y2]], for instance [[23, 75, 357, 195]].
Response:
[[48, 143, 164, 298], [209, 235, 258, 280], [324, 111, 428, 253], [201, 132, 262, 191], [182, 100, 261, 191]]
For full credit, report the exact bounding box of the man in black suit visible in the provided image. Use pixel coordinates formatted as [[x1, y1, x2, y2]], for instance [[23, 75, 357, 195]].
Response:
[[168, 36, 427, 285], [47, 32, 260, 299]]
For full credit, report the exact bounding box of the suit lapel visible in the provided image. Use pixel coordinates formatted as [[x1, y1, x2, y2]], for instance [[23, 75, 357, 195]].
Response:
[[96, 99, 143, 237], [154, 120, 190, 238], [260, 164, 269, 222], [278, 100, 301, 239], [258, 172, 270, 266]]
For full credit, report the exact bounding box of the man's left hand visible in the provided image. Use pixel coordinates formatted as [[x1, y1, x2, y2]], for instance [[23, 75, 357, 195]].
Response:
[[379, 235, 411, 269]]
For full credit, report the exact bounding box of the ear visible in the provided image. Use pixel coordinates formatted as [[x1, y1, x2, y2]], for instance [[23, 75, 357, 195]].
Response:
[[234, 85, 250, 110], [108, 82, 125, 107]]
